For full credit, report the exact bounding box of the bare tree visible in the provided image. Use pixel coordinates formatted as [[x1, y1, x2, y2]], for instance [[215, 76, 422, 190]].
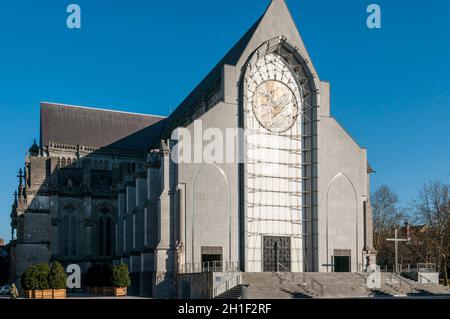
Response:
[[411, 181, 450, 285], [372, 185, 404, 266]]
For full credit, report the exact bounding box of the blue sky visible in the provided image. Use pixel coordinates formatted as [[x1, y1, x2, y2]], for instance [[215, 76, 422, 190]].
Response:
[[0, 0, 449, 242]]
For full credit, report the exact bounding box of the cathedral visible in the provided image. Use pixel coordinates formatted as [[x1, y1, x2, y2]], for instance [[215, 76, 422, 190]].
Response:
[[10, 0, 375, 297]]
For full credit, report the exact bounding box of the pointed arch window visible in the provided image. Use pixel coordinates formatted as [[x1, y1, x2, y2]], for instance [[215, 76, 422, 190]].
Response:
[[61, 205, 78, 257], [98, 206, 113, 256]]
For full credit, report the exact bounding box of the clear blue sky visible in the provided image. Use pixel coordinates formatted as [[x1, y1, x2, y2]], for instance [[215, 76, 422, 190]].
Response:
[[0, 0, 449, 242]]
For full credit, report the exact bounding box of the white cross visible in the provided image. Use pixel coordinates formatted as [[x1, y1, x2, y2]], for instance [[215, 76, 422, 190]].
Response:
[[386, 229, 409, 273]]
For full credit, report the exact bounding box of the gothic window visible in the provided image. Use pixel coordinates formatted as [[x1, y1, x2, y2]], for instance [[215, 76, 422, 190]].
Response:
[[67, 158, 72, 167], [61, 205, 78, 257], [61, 158, 67, 168], [98, 206, 113, 256]]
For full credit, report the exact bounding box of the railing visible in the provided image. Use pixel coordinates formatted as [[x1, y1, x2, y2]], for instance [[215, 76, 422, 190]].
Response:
[[180, 261, 240, 274], [391, 273, 415, 294], [212, 274, 242, 298], [417, 263, 437, 273], [276, 263, 294, 283], [302, 274, 325, 296], [380, 263, 437, 274], [418, 273, 434, 284]]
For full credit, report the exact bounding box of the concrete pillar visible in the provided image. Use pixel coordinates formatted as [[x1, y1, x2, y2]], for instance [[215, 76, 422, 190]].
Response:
[[153, 143, 176, 298]]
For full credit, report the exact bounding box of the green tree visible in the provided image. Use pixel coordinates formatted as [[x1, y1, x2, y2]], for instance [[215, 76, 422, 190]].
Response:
[[112, 264, 131, 288], [48, 262, 67, 289]]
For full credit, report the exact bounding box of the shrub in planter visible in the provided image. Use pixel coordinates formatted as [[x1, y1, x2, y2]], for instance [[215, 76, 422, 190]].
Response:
[[35, 263, 51, 298], [49, 261, 67, 299], [35, 262, 50, 290], [112, 264, 131, 296], [49, 261, 67, 289], [22, 265, 39, 298], [22, 265, 39, 291]]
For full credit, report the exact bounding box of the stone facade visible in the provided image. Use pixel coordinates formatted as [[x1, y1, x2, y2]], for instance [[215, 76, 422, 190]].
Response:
[[10, 0, 375, 298]]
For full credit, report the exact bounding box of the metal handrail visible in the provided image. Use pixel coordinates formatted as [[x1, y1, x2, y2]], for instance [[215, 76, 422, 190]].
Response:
[[180, 261, 240, 274], [417, 263, 437, 273], [418, 273, 434, 284], [392, 273, 415, 293], [302, 274, 325, 296], [276, 262, 289, 272], [276, 263, 294, 283], [212, 274, 242, 298]]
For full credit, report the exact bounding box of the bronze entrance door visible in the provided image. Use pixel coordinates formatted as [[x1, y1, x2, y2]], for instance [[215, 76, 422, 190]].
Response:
[[263, 236, 291, 272]]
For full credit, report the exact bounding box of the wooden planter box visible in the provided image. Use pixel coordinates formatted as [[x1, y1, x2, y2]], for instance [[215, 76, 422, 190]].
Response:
[[114, 287, 127, 297], [52, 289, 67, 299], [34, 290, 44, 299], [23, 290, 33, 299], [25, 289, 66, 299], [42, 289, 53, 299]]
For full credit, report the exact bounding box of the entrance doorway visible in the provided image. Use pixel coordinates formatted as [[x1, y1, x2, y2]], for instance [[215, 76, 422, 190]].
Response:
[[334, 256, 351, 272], [333, 249, 351, 272], [201, 246, 223, 272], [263, 236, 291, 272]]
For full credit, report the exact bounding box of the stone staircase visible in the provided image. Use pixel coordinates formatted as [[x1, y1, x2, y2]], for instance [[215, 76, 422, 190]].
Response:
[[215, 285, 243, 299], [239, 273, 314, 299], [216, 273, 371, 299], [372, 273, 450, 297], [215, 272, 450, 299], [304, 273, 371, 298]]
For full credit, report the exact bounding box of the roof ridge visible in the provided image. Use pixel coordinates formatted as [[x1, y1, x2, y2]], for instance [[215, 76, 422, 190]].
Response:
[[40, 101, 167, 119]]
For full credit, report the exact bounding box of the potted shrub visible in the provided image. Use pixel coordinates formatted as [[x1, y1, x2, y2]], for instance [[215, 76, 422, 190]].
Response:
[[49, 261, 67, 299], [35, 263, 51, 299], [22, 265, 39, 299], [112, 264, 131, 297]]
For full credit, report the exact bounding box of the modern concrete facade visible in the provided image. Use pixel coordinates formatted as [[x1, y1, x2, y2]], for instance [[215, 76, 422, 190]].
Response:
[[10, 0, 375, 298]]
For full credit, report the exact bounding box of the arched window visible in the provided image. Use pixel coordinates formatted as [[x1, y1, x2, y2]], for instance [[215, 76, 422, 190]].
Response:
[[67, 158, 72, 167], [61, 158, 67, 168], [61, 205, 78, 257], [98, 206, 113, 256]]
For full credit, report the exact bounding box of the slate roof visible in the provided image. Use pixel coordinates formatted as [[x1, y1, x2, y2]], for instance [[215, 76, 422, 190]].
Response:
[[40, 102, 166, 152]]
